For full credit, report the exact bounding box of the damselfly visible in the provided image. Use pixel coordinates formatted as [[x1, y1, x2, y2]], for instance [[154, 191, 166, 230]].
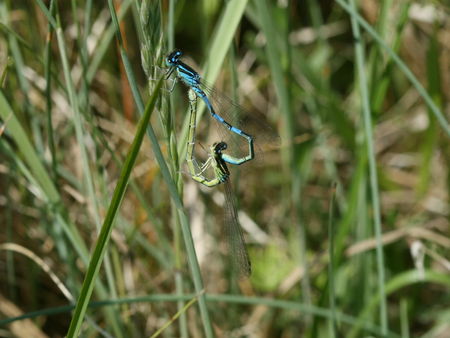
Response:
[[166, 49, 254, 166], [186, 91, 252, 277]]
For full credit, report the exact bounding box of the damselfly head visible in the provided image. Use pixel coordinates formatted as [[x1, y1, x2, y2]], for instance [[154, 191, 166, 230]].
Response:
[[212, 141, 228, 154], [166, 49, 183, 66]]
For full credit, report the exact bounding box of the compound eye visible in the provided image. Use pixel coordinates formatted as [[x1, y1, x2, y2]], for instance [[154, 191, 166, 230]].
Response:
[[220, 142, 228, 151], [166, 50, 181, 64]]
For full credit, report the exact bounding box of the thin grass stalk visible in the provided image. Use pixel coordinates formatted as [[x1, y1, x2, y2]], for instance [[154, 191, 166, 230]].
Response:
[[55, 6, 102, 232], [347, 0, 388, 334], [253, 0, 292, 145], [400, 299, 410, 338], [328, 183, 337, 338], [369, 1, 410, 117], [301, 0, 348, 212], [174, 216, 188, 338], [164, 2, 190, 332], [83, 0, 93, 44], [287, 6, 313, 314], [164, 1, 188, 334], [0, 57, 12, 86], [355, 170, 370, 316], [366, 0, 392, 91], [44, 0, 57, 180], [85, 0, 134, 85], [167, 0, 175, 51], [150, 293, 201, 338], [419, 30, 441, 196], [0, 2, 38, 155], [70, 0, 91, 114], [1, 136, 16, 300], [131, 1, 144, 44], [34, 0, 57, 28], [107, 2, 214, 336], [253, 0, 313, 314], [306, 0, 326, 43]]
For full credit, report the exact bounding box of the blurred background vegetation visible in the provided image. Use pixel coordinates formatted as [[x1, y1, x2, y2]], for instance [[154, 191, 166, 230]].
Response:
[[1, 0, 450, 337]]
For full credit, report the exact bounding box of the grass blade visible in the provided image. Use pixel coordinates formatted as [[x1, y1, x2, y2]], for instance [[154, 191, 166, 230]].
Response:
[[347, 0, 388, 334], [66, 76, 164, 338]]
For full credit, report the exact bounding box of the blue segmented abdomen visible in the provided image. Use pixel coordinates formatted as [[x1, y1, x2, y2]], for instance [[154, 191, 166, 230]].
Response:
[[193, 89, 254, 141], [174, 60, 255, 149]]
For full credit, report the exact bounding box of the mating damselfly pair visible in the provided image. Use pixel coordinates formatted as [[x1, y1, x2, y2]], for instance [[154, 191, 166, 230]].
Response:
[[160, 49, 276, 278]]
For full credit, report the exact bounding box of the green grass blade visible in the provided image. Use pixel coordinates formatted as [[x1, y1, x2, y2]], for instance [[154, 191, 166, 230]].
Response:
[[33, 0, 57, 29], [85, 0, 134, 84], [44, 0, 57, 180], [253, 0, 313, 313], [150, 293, 201, 338], [65, 76, 164, 338], [55, 7, 101, 230], [0, 91, 59, 203], [203, 0, 249, 83], [347, 0, 388, 333], [400, 299, 410, 338], [328, 183, 337, 338], [253, 0, 292, 142], [419, 29, 442, 196]]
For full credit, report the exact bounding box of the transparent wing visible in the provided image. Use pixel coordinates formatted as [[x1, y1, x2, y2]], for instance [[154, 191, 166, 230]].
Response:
[[223, 180, 252, 278], [200, 79, 278, 137]]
